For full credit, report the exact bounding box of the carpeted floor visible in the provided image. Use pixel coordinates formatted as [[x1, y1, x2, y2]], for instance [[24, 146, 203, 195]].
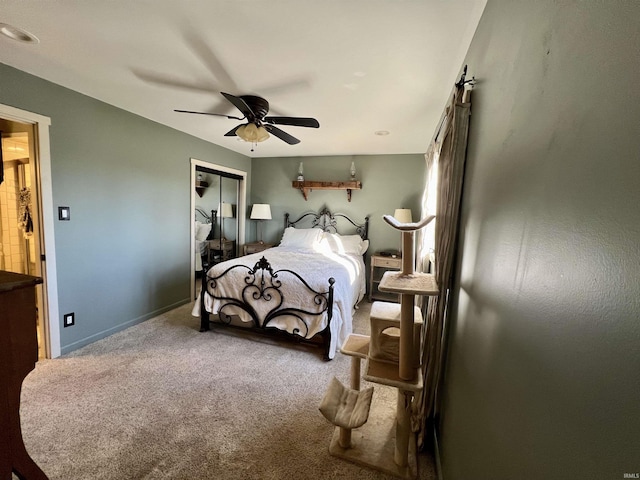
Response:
[[17, 300, 436, 480]]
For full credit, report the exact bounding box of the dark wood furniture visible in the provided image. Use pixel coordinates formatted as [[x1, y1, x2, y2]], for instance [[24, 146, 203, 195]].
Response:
[[0, 271, 49, 480]]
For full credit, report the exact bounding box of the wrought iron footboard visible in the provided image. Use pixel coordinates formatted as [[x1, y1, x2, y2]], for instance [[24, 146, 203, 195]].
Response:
[[200, 256, 335, 359]]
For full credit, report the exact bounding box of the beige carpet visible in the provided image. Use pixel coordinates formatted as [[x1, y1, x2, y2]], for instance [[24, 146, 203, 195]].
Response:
[[17, 300, 436, 480]]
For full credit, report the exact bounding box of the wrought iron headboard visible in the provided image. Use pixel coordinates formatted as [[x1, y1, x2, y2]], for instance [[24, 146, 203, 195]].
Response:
[[195, 208, 218, 240], [284, 207, 369, 240], [195, 207, 212, 222]]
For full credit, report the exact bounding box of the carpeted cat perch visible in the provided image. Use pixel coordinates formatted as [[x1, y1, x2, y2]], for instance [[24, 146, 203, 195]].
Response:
[[319, 213, 437, 479]]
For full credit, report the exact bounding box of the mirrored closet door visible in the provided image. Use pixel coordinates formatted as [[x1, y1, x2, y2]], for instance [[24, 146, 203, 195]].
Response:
[[194, 166, 240, 276]]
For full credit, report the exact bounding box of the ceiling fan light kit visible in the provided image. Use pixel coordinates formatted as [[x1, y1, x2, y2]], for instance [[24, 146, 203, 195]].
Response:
[[175, 92, 319, 149], [236, 123, 270, 143]]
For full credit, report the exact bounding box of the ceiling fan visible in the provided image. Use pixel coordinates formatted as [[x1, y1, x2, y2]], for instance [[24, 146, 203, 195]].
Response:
[[175, 92, 319, 145]]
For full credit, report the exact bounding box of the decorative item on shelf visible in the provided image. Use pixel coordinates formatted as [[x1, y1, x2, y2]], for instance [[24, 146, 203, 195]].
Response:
[[297, 162, 304, 181], [195, 172, 209, 198], [350, 161, 356, 180], [218, 202, 234, 240], [250, 203, 272, 243]]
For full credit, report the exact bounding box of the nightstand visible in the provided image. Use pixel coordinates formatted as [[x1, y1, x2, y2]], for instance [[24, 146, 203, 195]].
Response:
[[243, 241, 275, 256], [369, 254, 402, 302], [207, 238, 235, 265]]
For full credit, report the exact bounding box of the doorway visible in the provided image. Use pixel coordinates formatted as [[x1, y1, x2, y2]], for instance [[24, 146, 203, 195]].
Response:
[[0, 104, 60, 358], [0, 120, 47, 358], [190, 158, 246, 301]]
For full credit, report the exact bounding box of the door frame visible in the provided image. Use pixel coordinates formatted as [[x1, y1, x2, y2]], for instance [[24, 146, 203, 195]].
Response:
[[190, 158, 247, 300], [1, 103, 61, 358]]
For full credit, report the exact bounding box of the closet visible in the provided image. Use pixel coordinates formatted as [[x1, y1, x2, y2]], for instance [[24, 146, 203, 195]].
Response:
[[194, 166, 241, 274]]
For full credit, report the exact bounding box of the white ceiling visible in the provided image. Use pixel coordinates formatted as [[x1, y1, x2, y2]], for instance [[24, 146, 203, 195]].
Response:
[[0, 1, 486, 158]]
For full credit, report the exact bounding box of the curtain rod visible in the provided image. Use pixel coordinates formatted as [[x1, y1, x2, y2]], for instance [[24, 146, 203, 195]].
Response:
[[455, 65, 476, 89]]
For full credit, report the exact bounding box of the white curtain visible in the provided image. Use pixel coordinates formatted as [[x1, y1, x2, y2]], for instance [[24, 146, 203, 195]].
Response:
[[414, 85, 472, 448]]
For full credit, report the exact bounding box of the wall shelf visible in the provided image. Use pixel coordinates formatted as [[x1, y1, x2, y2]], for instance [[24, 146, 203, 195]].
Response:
[[292, 180, 362, 202], [195, 181, 209, 198]]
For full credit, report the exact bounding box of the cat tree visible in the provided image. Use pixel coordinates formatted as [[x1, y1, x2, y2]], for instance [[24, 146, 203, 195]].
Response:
[[320, 213, 436, 478]]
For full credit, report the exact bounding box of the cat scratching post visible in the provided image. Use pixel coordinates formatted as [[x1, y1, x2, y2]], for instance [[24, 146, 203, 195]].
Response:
[[319, 377, 374, 449], [374, 214, 437, 469], [381, 215, 434, 380], [335, 334, 370, 447], [321, 214, 437, 478]]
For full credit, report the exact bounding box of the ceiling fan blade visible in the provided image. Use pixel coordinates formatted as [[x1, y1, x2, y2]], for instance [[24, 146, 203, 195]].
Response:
[[264, 116, 320, 128], [265, 125, 300, 145], [174, 109, 244, 121], [132, 69, 216, 94], [224, 125, 242, 137], [256, 77, 311, 96], [182, 30, 238, 92], [221, 92, 255, 119]]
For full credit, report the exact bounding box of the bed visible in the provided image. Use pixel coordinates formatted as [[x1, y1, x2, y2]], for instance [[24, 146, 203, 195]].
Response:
[[192, 208, 369, 359]]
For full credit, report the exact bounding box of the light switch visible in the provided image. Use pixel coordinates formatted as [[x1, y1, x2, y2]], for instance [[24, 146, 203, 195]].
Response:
[[58, 206, 70, 221]]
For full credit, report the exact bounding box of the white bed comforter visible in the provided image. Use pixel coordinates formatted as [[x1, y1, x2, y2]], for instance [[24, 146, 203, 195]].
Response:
[[191, 246, 366, 358]]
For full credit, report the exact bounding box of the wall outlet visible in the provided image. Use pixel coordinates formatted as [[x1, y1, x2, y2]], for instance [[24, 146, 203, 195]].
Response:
[[63, 312, 75, 327]]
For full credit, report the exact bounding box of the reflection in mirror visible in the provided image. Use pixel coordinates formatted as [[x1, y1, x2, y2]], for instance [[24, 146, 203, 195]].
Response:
[[194, 167, 239, 281]]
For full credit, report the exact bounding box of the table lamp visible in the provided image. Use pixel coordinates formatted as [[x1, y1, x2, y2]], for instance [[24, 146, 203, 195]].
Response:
[[393, 208, 413, 224], [218, 202, 234, 240], [250, 203, 272, 243], [392, 209, 413, 256]]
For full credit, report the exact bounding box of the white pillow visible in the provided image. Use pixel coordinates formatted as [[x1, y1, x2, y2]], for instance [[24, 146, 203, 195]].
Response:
[[279, 227, 323, 249], [360, 239, 370, 255], [195, 222, 212, 241], [322, 232, 368, 255]]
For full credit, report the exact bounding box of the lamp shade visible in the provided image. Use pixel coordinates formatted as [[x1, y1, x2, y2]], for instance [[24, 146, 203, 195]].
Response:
[[394, 208, 413, 224], [219, 202, 234, 218], [250, 203, 272, 220]]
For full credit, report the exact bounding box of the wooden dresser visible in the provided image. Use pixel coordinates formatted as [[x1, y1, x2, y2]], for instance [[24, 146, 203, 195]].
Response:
[[0, 271, 49, 480]]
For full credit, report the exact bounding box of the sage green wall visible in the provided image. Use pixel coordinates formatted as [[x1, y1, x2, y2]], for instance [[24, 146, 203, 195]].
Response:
[[438, 2, 640, 479], [0, 63, 251, 353], [250, 154, 425, 257]]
